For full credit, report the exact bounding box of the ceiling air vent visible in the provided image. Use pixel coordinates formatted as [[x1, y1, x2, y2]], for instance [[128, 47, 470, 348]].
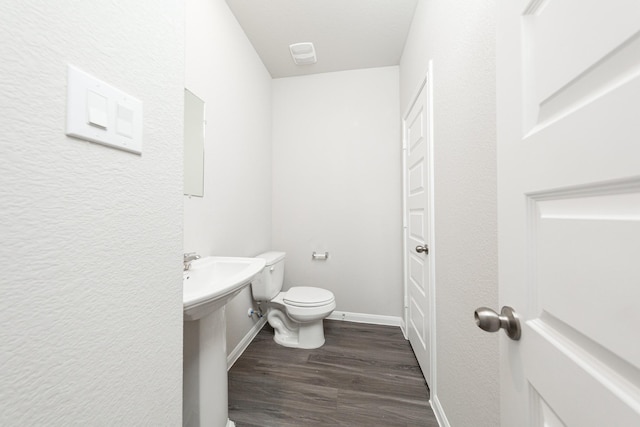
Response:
[[289, 42, 317, 65]]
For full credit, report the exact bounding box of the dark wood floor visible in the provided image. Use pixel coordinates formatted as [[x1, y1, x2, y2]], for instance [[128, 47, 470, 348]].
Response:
[[228, 320, 438, 426]]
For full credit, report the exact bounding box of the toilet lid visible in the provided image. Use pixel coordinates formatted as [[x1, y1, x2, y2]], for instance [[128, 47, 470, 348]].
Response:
[[284, 286, 335, 307]]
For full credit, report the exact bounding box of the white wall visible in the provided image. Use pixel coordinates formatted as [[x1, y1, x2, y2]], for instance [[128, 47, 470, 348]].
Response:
[[272, 67, 403, 318], [0, 1, 184, 424], [184, 0, 273, 356], [400, 1, 499, 426]]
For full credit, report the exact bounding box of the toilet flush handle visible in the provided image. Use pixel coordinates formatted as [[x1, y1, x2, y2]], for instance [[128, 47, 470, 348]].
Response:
[[269, 266, 275, 272]]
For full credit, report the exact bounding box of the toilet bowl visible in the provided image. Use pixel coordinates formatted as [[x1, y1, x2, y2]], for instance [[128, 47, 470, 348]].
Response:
[[251, 252, 335, 349]]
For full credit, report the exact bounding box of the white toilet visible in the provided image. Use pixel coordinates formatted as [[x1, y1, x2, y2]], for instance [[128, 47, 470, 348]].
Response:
[[252, 251, 336, 349]]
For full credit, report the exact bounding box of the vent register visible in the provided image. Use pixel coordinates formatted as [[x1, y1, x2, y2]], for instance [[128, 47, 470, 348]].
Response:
[[289, 42, 317, 65]]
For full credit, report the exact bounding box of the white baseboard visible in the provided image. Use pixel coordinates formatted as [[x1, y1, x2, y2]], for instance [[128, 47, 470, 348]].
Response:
[[431, 394, 450, 427], [227, 316, 267, 370], [327, 310, 403, 327]]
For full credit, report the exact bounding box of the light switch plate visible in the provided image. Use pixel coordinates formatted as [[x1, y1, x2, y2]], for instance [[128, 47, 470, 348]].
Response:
[[66, 64, 143, 154]]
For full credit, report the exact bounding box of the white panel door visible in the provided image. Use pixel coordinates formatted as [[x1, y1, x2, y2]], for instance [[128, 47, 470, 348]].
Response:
[[404, 79, 431, 386], [497, 1, 640, 426]]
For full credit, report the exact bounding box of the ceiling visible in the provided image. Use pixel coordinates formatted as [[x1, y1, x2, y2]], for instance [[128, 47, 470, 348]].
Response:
[[225, 0, 419, 79]]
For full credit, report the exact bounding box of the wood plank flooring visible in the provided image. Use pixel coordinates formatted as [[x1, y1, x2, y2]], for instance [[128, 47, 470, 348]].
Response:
[[228, 320, 439, 426]]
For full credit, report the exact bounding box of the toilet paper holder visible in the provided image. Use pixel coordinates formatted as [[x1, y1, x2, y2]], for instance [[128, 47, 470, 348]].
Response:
[[312, 251, 329, 260]]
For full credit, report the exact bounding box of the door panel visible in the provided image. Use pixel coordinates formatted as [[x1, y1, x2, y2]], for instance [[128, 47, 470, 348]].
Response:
[[522, 0, 640, 132], [409, 297, 427, 349], [409, 162, 424, 195], [498, 0, 640, 425], [524, 0, 639, 108], [408, 104, 424, 153], [409, 210, 425, 241], [534, 188, 640, 365], [409, 255, 425, 294]]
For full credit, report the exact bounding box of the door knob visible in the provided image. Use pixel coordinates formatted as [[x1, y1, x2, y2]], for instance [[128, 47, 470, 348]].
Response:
[[474, 306, 521, 340], [415, 245, 429, 254]]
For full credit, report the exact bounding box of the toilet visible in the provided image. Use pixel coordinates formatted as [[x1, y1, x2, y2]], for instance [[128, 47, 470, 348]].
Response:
[[251, 251, 336, 349]]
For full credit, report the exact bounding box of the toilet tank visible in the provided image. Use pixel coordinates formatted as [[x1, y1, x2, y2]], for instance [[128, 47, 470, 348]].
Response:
[[251, 251, 286, 301]]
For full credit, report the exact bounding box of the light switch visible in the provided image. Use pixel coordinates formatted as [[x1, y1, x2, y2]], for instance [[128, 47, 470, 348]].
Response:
[[66, 64, 143, 154], [116, 103, 134, 138], [87, 90, 108, 128]]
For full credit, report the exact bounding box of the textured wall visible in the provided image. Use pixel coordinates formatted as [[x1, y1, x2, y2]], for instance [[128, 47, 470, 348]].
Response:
[[184, 0, 273, 356], [400, 0, 499, 426], [272, 67, 403, 317], [0, 1, 184, 425]]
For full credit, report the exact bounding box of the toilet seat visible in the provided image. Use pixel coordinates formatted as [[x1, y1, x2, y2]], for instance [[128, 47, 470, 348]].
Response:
[[284, 286, 334, 307]]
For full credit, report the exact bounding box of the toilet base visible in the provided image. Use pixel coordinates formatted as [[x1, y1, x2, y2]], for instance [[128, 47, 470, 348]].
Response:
[[267, 308, 326, 349]]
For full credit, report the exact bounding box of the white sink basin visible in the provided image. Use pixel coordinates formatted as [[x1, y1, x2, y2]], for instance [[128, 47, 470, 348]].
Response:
[[183, 256, 266, 321]]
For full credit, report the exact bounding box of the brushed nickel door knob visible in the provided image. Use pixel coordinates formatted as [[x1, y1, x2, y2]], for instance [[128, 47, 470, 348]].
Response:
[[474, 306, 521, 341], [415, 245, 429, 254]]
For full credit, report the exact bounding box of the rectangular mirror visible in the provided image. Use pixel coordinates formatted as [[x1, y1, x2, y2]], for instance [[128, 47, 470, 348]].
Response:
[[184, 89, 205, 197]]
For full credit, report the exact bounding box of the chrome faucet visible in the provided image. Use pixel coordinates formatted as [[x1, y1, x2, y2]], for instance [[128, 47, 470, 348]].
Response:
[[183, 252, 201, 271]]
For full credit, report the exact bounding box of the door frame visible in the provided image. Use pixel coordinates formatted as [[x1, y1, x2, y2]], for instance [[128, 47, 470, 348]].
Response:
[[402, 61, 437, 398]]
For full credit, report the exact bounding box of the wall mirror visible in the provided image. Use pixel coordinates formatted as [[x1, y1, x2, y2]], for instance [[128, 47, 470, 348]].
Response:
[[184, 89, 205, 197]]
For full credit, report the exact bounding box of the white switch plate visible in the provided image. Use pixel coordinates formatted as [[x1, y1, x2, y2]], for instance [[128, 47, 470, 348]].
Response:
[[66, 64, 143, 154]]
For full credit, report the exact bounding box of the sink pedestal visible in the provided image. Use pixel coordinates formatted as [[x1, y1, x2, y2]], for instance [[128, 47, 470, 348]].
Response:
[[182, 256, 265, 426], [183, 307, 234, 427]]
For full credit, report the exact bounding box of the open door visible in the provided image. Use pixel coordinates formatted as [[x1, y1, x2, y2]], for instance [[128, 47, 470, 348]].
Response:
[[403, 73, 434, 388], [494, 1, 640, 425]]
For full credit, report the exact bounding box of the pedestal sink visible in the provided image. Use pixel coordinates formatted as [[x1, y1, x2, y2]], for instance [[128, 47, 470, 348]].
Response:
[[183, 256, 265, 427], [183, 256, 266, 321]]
